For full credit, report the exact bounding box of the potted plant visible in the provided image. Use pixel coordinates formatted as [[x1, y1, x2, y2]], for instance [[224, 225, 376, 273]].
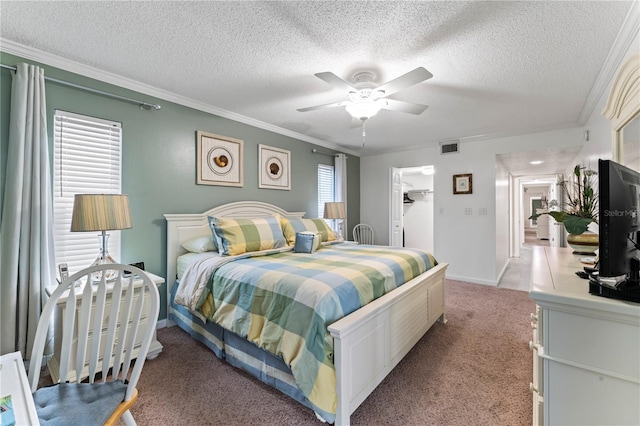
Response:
[[530, 165, 598, 254]]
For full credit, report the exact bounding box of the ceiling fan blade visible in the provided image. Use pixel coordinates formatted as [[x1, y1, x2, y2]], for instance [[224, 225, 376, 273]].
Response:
[[314, 72, 358, 92], [376, 67, 433, 97], [297, 100, 351, 112], [380, 99, 429, 115]]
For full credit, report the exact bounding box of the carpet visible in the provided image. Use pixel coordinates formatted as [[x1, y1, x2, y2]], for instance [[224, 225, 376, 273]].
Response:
[[128, 280, 535, 425]]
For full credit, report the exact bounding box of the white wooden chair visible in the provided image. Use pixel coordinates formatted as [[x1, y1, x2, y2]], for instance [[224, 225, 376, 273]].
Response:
[[353, 223, 375, 244], [28, 263, 160, 426]]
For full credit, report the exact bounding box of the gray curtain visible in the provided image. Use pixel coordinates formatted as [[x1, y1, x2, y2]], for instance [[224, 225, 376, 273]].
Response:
[[335, 153, 348, 239], [0, 63, 56, 359]]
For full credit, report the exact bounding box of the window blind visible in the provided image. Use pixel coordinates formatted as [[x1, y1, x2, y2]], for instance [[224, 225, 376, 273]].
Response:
[[318, 164, 335, 221], [53, 110, 123, 274]]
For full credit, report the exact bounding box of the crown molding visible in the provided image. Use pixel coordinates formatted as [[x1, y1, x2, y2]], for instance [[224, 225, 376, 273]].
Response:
[[0, 39, 360, 157], [361, 121, 581, 157], [578, 1, 640, 124]]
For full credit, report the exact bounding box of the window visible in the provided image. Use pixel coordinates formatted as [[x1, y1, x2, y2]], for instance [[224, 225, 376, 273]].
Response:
[[53, 111, 123, 274], [318, 164, 335, 219]]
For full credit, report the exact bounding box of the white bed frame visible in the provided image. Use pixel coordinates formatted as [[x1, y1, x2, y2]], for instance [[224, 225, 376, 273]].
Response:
[[164, 201, 448, 425]]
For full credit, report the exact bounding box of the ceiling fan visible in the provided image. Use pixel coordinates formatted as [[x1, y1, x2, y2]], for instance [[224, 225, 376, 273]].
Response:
[[297, 67, 433, 122]]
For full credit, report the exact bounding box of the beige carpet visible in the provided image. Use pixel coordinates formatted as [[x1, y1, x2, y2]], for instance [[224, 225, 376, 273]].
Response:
[[128, 280, 534, 425]]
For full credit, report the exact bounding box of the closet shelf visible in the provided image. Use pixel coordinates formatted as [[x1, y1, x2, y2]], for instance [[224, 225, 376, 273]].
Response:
[[407, 189, 433, 195]]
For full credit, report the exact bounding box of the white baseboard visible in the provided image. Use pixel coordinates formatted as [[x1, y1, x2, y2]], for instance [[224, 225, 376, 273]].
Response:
[[496, 258, 511, 284], [156, 319, 167, 329], [446, 274, 498, 286]]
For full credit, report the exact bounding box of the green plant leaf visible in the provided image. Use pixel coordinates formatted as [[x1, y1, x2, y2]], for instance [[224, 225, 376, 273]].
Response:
[[573, 164, 581, 178], [547, 211, 567, 223], [563, 215, 593, 235], [528, 212, 541, 220]]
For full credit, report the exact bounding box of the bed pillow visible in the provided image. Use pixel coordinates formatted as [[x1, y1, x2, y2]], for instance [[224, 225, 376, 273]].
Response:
[[293, 232, 321, 254], [280, 217, 337, 245], [181, 235, 217, 253], [208, 215, 287, 256]]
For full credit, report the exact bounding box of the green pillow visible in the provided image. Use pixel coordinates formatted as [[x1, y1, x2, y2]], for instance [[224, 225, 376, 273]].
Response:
[[208, 215, 286, 256], [280, 217, 337, 245]]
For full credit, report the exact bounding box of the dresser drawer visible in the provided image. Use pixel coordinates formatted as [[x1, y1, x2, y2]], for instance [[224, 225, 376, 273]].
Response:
[[545, 309, 640, 378]]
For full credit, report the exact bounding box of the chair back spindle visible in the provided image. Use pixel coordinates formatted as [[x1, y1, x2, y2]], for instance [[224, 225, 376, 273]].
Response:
[[353, 223, 375, 245], [28, 264, 159, 389], [27, 264, 159, 425]]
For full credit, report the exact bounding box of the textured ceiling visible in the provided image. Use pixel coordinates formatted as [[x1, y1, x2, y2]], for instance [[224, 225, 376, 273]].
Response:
[[497, 146, 584, 177], [0, 1, 634, 170]]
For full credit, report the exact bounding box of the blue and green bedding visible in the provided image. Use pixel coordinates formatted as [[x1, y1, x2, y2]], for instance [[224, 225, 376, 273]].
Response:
[[174, 243, 437, 423]]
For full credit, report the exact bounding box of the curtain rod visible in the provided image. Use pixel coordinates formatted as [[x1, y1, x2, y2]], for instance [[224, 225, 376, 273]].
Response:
[[0, 63, 162, 110], [312, 148, 344, 157]]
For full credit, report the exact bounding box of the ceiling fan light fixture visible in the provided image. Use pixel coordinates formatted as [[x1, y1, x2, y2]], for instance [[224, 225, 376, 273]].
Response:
[[345, 101, 382, 120]]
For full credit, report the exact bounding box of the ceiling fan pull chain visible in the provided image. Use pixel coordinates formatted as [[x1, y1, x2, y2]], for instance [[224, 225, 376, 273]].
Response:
[[362, 119, 366, 148]]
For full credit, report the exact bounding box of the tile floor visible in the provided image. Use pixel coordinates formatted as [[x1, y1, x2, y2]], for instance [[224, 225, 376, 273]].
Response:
[[498, 230, 550, 292]]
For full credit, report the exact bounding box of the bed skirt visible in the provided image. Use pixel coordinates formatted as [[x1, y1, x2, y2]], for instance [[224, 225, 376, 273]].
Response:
[[169, 284, 315, 413]]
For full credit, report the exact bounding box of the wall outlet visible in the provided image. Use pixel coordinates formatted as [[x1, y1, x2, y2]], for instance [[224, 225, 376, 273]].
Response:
[[479, 208, 488, 215], [464, 208, 472, 215]]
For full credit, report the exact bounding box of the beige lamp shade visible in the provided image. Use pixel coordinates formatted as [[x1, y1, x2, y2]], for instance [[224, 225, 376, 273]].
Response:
[[323, 202, 346, 219], [71, 194, 133, 232]]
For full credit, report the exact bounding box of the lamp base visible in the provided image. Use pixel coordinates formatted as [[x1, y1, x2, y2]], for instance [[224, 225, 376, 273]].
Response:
[[91, 233, 119, 282]]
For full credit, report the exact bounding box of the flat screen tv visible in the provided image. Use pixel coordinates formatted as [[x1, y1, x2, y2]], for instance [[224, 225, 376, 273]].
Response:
[[598, 159, 640, 287]]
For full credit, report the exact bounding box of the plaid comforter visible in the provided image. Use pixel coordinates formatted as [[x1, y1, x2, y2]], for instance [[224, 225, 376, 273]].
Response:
[[190, 244, 436, 422]]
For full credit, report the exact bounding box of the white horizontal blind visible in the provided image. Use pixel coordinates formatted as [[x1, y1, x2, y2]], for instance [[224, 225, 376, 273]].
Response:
[[318, 164, 335, 223], [53, 110, 123, 274]]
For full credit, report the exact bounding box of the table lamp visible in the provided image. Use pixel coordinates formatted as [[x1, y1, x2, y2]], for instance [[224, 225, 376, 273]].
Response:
[[323, 201, 346, 239], [71, 194, 132, 271]]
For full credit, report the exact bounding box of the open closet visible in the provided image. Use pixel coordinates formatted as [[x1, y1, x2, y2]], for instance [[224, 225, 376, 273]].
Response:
[[401, 166, 434, 253]]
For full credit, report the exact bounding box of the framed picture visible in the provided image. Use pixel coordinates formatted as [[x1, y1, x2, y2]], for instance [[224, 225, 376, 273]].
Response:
[[258, 144, 291, 190], [453, 173, 473, 194], [196, 131, 243, 187]]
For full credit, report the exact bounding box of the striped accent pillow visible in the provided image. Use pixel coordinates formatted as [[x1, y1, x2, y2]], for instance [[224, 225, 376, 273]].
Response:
[[208, 215, 287, 256], [280, 217, 337, 245]]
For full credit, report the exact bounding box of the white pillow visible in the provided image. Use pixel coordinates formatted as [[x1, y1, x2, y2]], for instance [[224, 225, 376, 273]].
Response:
[[181, 235, 216, 253]]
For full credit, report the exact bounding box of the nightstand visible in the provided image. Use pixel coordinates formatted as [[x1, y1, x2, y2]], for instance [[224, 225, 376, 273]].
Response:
[[46, 271, 164, 383]]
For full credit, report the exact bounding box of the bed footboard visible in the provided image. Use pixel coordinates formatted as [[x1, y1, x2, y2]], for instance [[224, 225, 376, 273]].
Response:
[[328, 262, 448, 426]]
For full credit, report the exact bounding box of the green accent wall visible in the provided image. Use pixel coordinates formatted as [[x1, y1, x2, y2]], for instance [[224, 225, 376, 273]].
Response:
[[0, 52, 360, 319]]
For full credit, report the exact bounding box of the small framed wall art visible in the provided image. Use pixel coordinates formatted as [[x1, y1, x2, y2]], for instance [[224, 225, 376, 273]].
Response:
[[258, 144, 291, 190], [453, 173, 473, 194], [196, 131, 243, 187]]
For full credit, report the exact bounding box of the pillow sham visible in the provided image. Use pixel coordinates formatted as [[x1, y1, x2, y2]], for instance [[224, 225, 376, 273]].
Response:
[[181, 235, 217, 253], [208, 215, 287, 256], [280, 217, 337, 245]]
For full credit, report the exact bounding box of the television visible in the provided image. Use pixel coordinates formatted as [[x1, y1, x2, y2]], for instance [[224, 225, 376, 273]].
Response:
[[597, 159, 640, 289]]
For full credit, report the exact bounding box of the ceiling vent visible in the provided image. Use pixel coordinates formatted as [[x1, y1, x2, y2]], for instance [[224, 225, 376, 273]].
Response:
[[440, 141, 460, 155]]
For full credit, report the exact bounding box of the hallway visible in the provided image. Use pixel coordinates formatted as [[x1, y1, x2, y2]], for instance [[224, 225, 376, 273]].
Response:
[[498, 229, 551, 292]]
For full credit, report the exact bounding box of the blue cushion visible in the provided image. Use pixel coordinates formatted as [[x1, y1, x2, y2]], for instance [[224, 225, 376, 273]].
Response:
[[33, 381, 127, 425], [293, 232, 321, 253]]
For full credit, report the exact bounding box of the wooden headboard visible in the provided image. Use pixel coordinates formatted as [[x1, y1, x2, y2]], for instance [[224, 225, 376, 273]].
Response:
[[163, 201, 305, 319]]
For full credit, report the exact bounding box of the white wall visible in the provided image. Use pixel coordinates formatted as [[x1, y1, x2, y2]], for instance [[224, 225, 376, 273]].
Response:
[[360, 127, 584, 285], [402, 173, 434, 252], [495, 158, 510, 282]]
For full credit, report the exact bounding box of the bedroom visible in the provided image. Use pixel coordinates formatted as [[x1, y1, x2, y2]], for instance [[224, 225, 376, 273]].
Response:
[[1, 1, 639, 425]]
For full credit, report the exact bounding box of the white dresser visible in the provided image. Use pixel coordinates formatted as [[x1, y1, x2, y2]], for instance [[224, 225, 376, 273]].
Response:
[[46, 271, 164, 383], [535, 209, 550, 240], [529, 247, 640, 425]]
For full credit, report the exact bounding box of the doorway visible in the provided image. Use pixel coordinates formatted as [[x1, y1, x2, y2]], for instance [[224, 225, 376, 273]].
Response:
[[512, 175, 562, 257], [389, 166, 435, 252]]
